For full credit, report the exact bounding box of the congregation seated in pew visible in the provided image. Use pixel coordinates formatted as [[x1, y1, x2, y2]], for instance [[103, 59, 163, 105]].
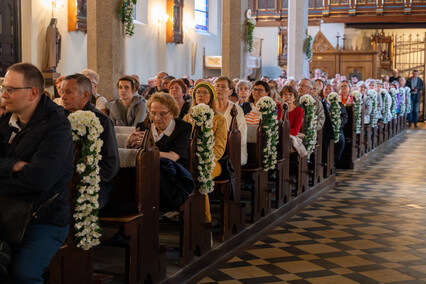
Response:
[[108, 75, 147, 127], [241, 80, 274, 125], [214, 76, 248, 165], [279, 85, 306, 156], [183, 82, 228, 224], [62, 73, 120, 208], [168, 79, 192, 119], [127, 92, 194, 211]]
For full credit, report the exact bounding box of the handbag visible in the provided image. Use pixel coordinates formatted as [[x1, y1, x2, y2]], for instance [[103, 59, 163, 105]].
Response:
[[0, 194, 59, 245]]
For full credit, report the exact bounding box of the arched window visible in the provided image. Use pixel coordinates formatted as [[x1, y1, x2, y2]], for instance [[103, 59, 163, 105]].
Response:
[[195, 0, 208, 32]]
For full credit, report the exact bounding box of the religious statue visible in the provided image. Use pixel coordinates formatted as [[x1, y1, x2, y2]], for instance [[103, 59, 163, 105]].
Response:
[[43, 18, 62, 73]]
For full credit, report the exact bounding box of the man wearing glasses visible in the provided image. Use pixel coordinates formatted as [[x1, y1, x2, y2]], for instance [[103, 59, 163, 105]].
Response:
[[0, 63, 73, 283], [61, 73, 119, 208], [297, 78, 325, 131]]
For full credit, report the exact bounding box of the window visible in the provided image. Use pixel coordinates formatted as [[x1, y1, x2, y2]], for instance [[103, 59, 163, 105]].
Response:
[[195, 0, 208, 32]]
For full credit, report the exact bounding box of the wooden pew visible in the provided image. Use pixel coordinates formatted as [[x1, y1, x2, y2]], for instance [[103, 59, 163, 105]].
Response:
[[289, 149, 308, 196], [242, 122, 271, 223], [336, 105, 364, 169], [99, 125, 166, 284], [364, 123, 372, 153], [211, 105, 245, 242], [47, 144, 97, 284], [307, 129, 323, 188], [323, 139, 335, 178], [179, 125, 211, 266], [357, 107, 366, 158], [274, 103, 291, 208]]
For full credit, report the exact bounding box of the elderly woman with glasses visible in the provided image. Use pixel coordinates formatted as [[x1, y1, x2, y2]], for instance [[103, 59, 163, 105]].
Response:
[[183, 82, 228, 224], [127, 92, 194, 211]]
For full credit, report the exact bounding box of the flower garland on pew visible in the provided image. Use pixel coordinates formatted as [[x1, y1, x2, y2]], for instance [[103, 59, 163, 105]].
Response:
[[190, 103, 216, 194], [405, 86, 412, 114], [352, 91, 362, 134], [380, 89, 389, 124], [256, 96, 279, 171], [68, 111, 104, 250], [327, 92, 341, 143], [399, 87, 406, 116], [389, 88, 398, 119], [299, 94, 317, 157], [368, 89, 378, 127]]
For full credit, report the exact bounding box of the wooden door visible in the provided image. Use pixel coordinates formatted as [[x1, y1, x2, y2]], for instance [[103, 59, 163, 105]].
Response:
[[0, 0, 21, 77]]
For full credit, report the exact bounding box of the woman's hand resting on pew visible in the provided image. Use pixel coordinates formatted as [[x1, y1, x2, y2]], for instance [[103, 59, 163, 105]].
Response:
[[126, 128, 145, 148]]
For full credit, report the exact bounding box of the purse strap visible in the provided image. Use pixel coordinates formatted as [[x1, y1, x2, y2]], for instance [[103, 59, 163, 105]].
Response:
[[32, 193, 60, 220]]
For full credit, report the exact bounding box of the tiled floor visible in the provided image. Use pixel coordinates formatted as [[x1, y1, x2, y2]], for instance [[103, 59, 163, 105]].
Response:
[[199, 125, 426, 283]]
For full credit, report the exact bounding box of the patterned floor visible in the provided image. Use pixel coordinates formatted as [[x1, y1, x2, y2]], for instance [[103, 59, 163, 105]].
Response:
[[199, 125, 426, 284]]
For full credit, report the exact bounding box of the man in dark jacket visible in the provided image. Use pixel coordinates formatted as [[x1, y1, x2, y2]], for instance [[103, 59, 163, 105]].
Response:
[[61, 73, 120, 208], [0, 63, 73, 283], [405, 70, 424, 127]]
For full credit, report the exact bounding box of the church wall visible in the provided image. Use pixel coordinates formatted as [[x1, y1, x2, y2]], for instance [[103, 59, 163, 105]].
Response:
[[125, 0, 222, 84], [20, 0, 87, 76]]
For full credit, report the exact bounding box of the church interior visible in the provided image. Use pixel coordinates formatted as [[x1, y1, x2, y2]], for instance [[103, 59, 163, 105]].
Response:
[[1, 0, 426, 283]]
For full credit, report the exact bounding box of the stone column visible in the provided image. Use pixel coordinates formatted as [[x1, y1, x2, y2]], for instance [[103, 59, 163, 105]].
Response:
[[87, 0, 125, 101], [221, 0, 248, 79], [287, 0, 309, 80]]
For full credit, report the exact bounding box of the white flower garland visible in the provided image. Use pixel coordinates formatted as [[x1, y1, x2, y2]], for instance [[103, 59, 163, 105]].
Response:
[[389, 88, 398, 119], [368, 89, 378, 127], [327, 92, 341, 143], [399, 87, 406, 116], [256, 97, 278, 171], [404, 86, 412, 114], [68, 111, 104, 250], [380, 89, 390, 124], [190, 104, 215, 194], [352, 91, 362, 134], [299, 94, 317, 157]]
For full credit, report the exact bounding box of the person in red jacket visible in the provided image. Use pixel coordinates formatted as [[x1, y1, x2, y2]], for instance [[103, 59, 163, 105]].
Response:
[[279, 85, 303, 136]]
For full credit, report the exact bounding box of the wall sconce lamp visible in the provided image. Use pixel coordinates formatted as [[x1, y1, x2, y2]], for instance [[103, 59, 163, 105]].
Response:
[[157, 14, 169, 25]]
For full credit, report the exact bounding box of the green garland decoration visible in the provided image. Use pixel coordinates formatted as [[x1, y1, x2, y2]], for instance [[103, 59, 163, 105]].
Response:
[[368, 89, 378, 127], [352, 91, 362, 134], [389, 88, 398, 120], [399, 87, 406, 116], [119, 0, 137, 37], [327, 92, 342, 143], [247, 18, 256, 53], [380, 89, 389, 124], [405, 87, 412, 114], [299, 95, 317, 157], [303, 35, 313, 61]]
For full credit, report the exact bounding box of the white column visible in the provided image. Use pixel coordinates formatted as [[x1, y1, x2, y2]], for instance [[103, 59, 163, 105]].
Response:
[[287, 0, 309, 80]]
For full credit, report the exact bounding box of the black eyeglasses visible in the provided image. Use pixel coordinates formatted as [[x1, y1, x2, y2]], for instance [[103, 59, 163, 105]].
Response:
[[0, 86, 32, 96]]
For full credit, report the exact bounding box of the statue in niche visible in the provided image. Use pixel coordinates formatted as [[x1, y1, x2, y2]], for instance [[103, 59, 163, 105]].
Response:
[[43, 18, 62, 73]]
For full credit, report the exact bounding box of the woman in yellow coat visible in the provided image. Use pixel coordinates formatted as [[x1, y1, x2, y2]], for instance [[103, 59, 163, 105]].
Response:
[[183, 82, 228, 223]]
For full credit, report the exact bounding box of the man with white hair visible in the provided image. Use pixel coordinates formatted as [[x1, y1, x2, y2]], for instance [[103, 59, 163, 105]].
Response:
[[297, 78, 325, 131], [389, 69, 401, 84], [313, 69, 322, 80]]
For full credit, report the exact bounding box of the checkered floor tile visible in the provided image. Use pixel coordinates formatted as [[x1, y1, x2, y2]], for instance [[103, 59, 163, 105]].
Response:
[[199, 125, 426, 283]]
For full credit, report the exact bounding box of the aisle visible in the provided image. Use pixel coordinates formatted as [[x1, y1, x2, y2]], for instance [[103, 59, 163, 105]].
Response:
[[199, 126, 426, 283]]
